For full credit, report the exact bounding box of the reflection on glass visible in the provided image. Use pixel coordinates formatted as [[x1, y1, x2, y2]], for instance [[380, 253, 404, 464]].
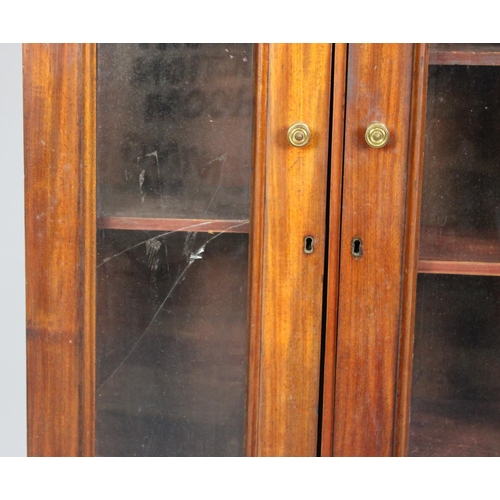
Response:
[[97, 44, 253, 220], [95, 44, 254, 456], [411, 46, 500, 456], [419, 64, 500, 262], [96, 229, 249, 456], [410, 275, 500, 456]]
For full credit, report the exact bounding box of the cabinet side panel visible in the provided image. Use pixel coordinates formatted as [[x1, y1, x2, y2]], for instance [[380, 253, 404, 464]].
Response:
[[333, 44, 414, 456], [257, 44, 332, 456], [24, 44, 86, 456]]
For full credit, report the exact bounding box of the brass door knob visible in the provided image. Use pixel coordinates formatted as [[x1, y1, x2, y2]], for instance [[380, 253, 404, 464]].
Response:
[[288, 122, 311, 147], [365, 121, 390, 148]]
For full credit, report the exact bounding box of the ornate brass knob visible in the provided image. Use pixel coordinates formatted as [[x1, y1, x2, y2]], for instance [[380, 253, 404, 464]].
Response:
[[287, 122, 311, 147], [365, 121, 390, 148]]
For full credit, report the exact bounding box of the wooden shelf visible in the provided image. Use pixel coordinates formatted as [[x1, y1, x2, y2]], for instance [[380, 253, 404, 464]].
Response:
[[418, 226, 500, 276], [418, 259, 500, 276], [429, 44, 500, 66], [97, 216, 249, 233]]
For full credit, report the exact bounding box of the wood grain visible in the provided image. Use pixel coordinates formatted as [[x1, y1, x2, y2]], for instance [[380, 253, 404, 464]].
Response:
[[333, 44, 414, 456], [25, 44, 95, 456], [97, 216, 249, 233], [257, 44, 332, 456], [246, 43, 269, 456], [394, 44, 429, 457], [320, 43, 347, 456]]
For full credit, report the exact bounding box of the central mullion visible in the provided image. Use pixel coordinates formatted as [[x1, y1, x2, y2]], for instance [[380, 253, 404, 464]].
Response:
[[319, 43, 348, 456], [257, 43, 332, 456]]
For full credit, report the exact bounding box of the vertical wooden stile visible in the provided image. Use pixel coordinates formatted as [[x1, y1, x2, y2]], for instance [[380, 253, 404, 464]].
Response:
[[257, 44, 332, 456], [81, 43, 97, 457], [333, 44, 414, 456], [24, 44, 96, 456], [246, 43, 269, 456], [394, 44, 429, 457]]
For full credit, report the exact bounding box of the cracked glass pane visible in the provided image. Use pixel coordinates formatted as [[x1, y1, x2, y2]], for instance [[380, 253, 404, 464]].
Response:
[[95, 44, 253, 456]]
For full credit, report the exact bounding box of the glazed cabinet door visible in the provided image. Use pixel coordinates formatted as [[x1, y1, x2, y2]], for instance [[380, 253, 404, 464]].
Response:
[[24, 43, 332, 456], [322, 44, 415, 456], [321, 43, 417, 456], [320, 43, 500, 457], [397, 44, 500, 456]]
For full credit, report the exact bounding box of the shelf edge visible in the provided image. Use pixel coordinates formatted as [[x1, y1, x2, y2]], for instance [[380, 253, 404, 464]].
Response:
[[429, 50, 500, 66], [418, 259, 500, 276], [97, 216, 250, 233]]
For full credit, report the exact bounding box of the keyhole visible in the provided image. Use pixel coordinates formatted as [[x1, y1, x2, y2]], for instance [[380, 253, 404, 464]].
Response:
[[351, 237, 362, 258], [304, 236, 314, 254]]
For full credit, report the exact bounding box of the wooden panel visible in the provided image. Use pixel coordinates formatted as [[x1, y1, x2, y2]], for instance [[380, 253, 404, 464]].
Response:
[[320, 43, 348, 456], [24, 44, 96, 456], [394, 44, 429, 457], [333, 44, 414, 456], [257, 44, 332, 456]]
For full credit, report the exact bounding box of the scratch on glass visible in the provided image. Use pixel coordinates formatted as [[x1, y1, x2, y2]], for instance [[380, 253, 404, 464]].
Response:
[[96, 220, 248, 393], [205, 153, 228, 214], [97, 220, 225, 267]]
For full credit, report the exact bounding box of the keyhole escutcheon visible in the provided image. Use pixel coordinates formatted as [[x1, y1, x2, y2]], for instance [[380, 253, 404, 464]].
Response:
[[351, 237, 363, 258], [304, 236, 314, 254]]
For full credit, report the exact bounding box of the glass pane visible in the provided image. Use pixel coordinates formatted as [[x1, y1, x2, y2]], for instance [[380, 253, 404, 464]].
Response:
[[96, 230, 249, 456], [419, 63, 500, 262], [411, 45, 500, 456], [97, 43, 253, 220], [410, 275, 500, 457], [95, 44, 254, 456]]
